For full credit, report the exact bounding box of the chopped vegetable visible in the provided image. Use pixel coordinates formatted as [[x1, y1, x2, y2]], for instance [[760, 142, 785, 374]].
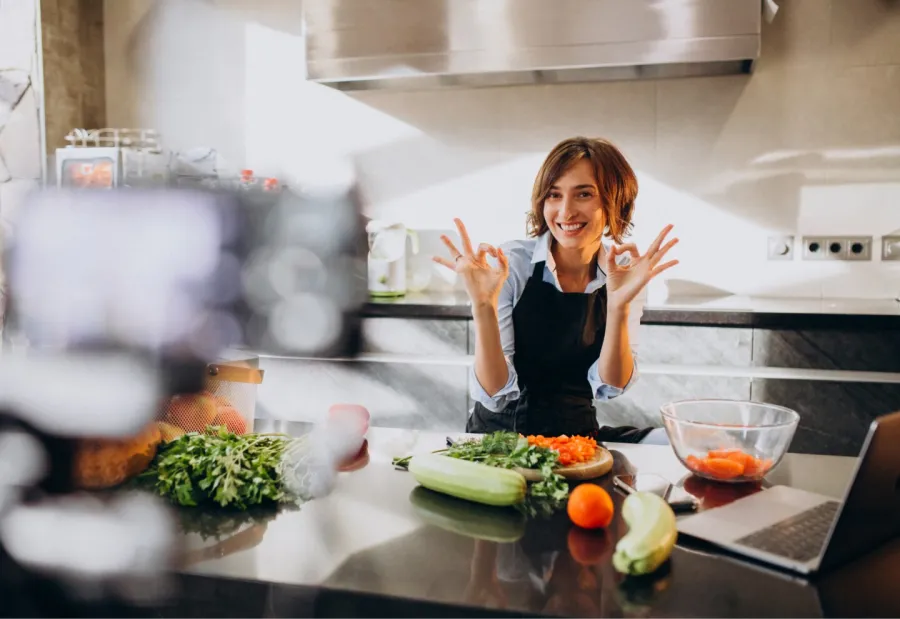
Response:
[[685, 448, 773, 481], [567, 483, 614, 529], [527, 434, 598, 466], [612, 492, 677, 576]]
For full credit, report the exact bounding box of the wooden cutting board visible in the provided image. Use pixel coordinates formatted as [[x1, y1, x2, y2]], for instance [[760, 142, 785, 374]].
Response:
[[515, 447, 614, 482]]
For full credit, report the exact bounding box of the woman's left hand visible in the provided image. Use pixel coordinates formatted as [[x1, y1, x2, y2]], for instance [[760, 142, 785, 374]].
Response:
[[605, 224, 679, 311]]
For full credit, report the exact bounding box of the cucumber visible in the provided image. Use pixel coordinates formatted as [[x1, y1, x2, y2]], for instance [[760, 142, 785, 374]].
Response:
[[612, 491, 677, 576], [409, 486, 526, 543], [407, 453, 527, 507]]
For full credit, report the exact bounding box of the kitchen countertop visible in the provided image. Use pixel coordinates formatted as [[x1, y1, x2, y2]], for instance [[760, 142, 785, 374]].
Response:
[[364, 292, 900, 329], [158, 421, 900, 618]]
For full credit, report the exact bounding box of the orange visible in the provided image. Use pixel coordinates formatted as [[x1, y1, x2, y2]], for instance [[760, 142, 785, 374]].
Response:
[[163, 393, 217, 432], [567, 483, 614, 529], [212, 406, 248, 434]]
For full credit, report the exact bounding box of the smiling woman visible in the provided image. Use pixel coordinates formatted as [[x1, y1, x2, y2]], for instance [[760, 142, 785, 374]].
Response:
[[433, 137, 679, 443]]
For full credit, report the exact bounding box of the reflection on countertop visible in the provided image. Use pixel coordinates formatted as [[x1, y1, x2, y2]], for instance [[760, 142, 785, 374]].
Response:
[[363, 291, 900, 328], [159, 421, 900, 619]]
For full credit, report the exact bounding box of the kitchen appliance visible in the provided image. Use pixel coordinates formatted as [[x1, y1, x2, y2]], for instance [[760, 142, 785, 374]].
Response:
[[303, 0, 768, 91], [366, 220, 418, 298], [676, 410, 900, 575], [55, 128, 171, 189]]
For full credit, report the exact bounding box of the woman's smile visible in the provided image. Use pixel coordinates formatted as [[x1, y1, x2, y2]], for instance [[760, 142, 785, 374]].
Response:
[[557, 221, 588, 236]]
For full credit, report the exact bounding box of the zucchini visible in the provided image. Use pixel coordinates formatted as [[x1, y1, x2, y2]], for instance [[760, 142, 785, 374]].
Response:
[[612, 491, 677, 576], [407, 453, 527, 507], [409, 486, 526, 543]]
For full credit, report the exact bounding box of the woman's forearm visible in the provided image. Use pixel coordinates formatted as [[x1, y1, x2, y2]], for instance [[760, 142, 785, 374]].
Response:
[[597, 304, 634, 389], [472, 302, 510, 396]]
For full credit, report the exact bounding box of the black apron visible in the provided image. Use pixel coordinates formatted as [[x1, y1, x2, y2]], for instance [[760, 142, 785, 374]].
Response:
[[466, 260, 652, 443]]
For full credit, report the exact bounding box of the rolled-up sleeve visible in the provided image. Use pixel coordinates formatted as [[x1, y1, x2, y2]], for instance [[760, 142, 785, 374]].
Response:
[[587, 288, 646, 400], [468, 277, 520, 412]]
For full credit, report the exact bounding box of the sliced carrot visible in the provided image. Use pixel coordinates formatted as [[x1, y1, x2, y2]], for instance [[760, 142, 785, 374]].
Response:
[[686, 454, 703, 471], [708, 448, 742, 459], [725, 451, 754, 468], [703, 457, 745, 479]]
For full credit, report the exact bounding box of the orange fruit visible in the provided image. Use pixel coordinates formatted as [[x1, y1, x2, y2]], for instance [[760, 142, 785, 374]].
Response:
[[212, 406, 247, 434], [567, 483, 614, 529], [163, 393, 217, 432]]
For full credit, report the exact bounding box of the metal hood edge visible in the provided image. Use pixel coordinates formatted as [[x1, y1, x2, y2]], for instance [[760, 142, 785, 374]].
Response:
[[303, 0, 765, 91]]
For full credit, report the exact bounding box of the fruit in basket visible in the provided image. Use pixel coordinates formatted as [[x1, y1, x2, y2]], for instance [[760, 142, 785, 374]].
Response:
[[163, 393, 217, 432], [567, 483, 614, 529], [212, 406, 247, 434]]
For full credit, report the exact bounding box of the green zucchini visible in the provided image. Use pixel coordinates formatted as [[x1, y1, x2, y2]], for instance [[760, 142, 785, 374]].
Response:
[[409, 486, 527, 543], [612, 491, 678, 576], [407, 453, 527, 507]]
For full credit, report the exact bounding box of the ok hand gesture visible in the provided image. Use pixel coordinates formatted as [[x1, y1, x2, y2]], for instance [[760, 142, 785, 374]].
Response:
[[605, 224, 679, 311], [433, 219, 509, 308]]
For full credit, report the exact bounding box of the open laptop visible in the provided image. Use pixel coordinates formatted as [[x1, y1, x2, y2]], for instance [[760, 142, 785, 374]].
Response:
[[676, 410, 900, 575]]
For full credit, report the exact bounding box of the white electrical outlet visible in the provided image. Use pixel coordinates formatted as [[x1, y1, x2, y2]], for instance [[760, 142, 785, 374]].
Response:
[[802, 236, 872, 261], [767, 236, 794, 260], [883, 236, 900, 261]]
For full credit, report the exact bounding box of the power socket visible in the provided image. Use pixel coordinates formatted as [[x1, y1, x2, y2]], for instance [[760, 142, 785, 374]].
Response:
[[882, 236, 900, 261], [802, 236, 872, 261], [767, 236, 794, 260]]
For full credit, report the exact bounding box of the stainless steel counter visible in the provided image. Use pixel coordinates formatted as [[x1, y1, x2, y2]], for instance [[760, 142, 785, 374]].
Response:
[[163, 421, 900, 618]]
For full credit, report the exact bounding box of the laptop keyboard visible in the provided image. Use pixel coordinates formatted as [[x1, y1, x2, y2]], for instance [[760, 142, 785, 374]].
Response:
[[734, 500, 840, 563]]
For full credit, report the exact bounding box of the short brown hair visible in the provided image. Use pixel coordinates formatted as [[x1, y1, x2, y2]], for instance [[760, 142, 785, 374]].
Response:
[[527, 137, 637, 244]]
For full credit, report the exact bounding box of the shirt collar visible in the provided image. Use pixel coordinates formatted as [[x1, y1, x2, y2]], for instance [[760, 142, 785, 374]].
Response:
[[532, 231, 609, 291]]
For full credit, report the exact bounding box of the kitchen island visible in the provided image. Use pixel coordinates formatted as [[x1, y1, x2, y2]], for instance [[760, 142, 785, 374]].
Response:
[[158, 421, 900, 618]]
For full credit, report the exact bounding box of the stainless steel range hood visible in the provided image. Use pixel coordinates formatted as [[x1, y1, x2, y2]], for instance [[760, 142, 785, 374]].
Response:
[[303, 0, 763, 91]]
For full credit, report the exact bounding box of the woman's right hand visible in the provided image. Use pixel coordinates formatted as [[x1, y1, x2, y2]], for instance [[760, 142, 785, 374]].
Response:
[[434, 218, 509, 308]]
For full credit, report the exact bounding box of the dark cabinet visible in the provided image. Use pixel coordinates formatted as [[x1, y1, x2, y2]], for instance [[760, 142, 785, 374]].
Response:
[[750, 378, 900, 456]]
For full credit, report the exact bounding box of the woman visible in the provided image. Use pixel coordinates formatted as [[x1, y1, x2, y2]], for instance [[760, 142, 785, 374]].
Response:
[[434, 137, 677, 443]]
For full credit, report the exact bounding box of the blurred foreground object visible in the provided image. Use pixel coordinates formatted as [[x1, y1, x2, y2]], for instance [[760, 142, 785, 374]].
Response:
[[0, 178, 365, 614]]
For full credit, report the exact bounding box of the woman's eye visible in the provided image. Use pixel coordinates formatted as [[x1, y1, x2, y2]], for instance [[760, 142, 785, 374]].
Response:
[[548, 192, 562, 200], [579, 192, 594, 199]]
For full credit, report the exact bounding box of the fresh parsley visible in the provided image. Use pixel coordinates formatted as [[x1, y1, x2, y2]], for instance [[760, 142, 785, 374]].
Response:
[[139, 427, 304, 509]]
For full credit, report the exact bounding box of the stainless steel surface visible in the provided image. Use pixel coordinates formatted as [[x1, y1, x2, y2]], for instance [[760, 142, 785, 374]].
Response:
[[303, 0, 762, 90], [169, 422, 900, 617]]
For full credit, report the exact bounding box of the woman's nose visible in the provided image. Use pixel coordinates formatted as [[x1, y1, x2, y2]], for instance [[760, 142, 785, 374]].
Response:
[[560, 197, 577, 217]]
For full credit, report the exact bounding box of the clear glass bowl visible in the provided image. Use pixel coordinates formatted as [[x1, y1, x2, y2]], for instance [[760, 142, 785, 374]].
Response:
[[660, 399, 799, 483]]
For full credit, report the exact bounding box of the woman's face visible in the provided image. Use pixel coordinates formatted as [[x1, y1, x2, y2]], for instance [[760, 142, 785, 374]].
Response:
[[542, 158, 605, 251]]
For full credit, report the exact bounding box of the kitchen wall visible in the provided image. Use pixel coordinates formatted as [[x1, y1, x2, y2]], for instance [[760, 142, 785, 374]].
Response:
[[104, 0, 900, 300], [40, 0, 107, 152], [0, 0, 45, 335]]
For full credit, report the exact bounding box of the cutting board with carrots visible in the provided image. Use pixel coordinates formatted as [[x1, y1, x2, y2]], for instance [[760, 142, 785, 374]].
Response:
[[515, 447, 614, 482]]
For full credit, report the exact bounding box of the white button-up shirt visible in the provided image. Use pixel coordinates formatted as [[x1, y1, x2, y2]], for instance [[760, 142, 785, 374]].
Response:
[[469, 231, 645, 412]]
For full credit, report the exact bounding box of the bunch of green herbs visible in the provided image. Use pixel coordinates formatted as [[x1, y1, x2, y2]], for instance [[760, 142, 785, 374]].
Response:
[[138, 427, 304, 509]]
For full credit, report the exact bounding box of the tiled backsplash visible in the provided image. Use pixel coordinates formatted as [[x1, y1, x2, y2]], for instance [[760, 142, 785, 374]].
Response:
[[100, 0, 899, 299]]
